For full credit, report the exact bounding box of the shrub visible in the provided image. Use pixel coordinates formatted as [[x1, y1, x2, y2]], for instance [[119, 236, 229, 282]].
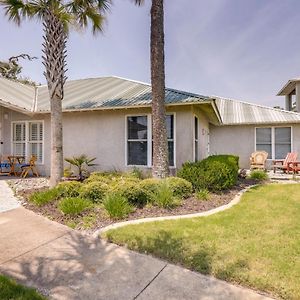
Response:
[[139, 178, 161, 199], [111, 178, 147, 206], [129, 167, 144, 179], [58, 197, 92, 215], [196, 189, 210, 201], [178, 155, 239, 192], [151, 181, 179, 209], [29, 188, 60, 206], [57, 181, 82, 197], [165, 177, 192, 198], [103, 193, 132, 219], [249, 170, 269, 181], [80, 181, 110, 203], [84, 173, 112, 184]]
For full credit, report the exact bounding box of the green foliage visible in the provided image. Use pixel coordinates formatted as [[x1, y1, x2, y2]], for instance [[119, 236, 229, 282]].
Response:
[[63, 166, 74, 178], [151, 181, 179, 208], [178, 155, 239, 192], [65, 154, 97, 180], [249, 170, 269, 181], [57, 181, 82, 197], [29, 188, 60, 206], [111, 178, 147, 206], [103, 193, 133, 219], [195, 189, 210, 201], [129, 167, 144, 179], [139, 178, 161, 199], [0, 274, 46, 300], [58, 197, 92, 215], [165, 177, 192, 198], [80, 181, 110, 203]]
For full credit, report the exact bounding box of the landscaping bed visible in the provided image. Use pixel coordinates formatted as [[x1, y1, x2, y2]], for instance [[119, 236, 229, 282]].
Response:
[[10, 177, 254, 234]]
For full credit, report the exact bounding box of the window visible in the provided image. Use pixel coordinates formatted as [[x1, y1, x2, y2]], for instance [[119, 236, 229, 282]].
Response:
[[194, 116, 198, 161], [256, 127, 291, 159], [12, 121, 44, 163], [127, 116, 148, 165], [126, 114, 175, 167]]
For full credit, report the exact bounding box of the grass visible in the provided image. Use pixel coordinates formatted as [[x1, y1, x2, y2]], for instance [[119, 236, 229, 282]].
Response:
[[58, 197, 92, 215], [248, 170, 269, 181], [103, 193, 133, 219], [0, 274, 46, 300], [29, 188, 60, 206], [105, 184, 300, 299]]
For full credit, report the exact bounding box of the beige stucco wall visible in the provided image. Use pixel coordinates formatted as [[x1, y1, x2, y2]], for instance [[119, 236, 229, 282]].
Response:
[[210, 123, 300, 169], [1, 105, 206, 176]]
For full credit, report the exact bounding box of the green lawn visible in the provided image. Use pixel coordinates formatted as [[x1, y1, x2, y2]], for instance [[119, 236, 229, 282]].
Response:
[[105, 184, 300, 299], [0, 275, 46, 300]]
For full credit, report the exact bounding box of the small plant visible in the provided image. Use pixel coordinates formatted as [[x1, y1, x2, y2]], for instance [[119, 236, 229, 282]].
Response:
[[103, 193, 133, 219], [58, 197, 92, 215], [80, 181, 110, 203], [249, 170, 269, 181], [65, 154, 97, 181], [57, 181, 82, 197], [196, 189, 210, 201], [29, 188, 60, 206], [129, 167, 144, 179], [139, 178, 161, 199], [165, 177, 193, 198], [151, 181, 179, 209], [63, 166, 74, 178]]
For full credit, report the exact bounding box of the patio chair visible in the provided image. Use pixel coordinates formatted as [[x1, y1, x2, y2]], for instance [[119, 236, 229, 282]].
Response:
[[20, 155, 39, 178], [272, 152, 298, 173], [250, 151, 268, 170], [0, 155, 11, 175]]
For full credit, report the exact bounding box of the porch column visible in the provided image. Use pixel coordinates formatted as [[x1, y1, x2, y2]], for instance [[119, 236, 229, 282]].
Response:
[[285, 94, 292, 111], [296, 83, 300, 112]]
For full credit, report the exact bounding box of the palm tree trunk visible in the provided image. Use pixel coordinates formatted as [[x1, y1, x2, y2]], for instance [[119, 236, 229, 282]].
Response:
[[151, 0, 169, 178], [42, 10, 67, 187]]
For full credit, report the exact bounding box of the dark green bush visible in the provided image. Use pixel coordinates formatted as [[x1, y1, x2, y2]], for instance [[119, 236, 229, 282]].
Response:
[[165, 177, 192, 198], [103, 193, 132, 219], [80, 181, 110, 203], [29, 188, 60, 206], [57, 181, 82, 197], [58, 197, 92, 215], [177, 155, 239, 192]]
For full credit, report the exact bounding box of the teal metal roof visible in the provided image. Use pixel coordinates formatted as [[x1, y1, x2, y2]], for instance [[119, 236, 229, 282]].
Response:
[[36, 76, 211, 111]]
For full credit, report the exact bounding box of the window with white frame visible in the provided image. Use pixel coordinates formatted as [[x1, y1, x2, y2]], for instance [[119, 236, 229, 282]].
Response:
[[255, 127, 291, 159], [12, 121, 44, 163], [126, 114, 175, 167]]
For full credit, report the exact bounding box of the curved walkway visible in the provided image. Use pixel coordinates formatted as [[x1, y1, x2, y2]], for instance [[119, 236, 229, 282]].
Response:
[[96, 185, 256, 235], [0, 185, 272, 299], [0, 180, 20, 213]]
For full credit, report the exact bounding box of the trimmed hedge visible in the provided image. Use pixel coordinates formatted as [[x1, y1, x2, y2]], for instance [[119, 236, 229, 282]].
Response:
[[177, 155, 239, 192]]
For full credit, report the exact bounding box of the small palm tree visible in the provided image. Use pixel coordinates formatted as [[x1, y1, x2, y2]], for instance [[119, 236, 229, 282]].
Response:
[[65, 154, 97, 181], [134, 0, 169, 178], [1, 0, 110, 186]]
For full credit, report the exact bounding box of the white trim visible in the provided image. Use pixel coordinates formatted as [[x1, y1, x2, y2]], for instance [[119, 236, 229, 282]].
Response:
[[193, 115, 199, 162], [255, 125, 293, 160], [11, 120, 45, 165]]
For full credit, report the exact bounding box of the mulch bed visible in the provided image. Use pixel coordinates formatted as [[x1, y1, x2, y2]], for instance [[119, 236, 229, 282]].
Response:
[[17, 179, 256, 235]]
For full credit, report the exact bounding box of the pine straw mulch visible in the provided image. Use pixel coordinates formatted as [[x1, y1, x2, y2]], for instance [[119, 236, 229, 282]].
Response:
[[16, 179, 256, 235]]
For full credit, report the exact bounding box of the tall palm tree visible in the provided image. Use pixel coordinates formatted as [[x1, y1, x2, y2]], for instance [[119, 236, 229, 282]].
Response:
[[1, 0, 110, 186], [135, 0, 169, 178]]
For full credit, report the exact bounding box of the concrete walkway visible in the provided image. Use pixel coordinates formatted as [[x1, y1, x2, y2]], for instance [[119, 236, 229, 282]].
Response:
[[0, 180, 19, 212], [0, 207, 272, 300]]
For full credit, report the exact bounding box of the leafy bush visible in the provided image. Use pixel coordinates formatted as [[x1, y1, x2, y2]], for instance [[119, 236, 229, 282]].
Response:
[[151, 181, 179, 209], [249, 170, 269, 181], [165, 177, 192, 198], [196, 189, 210, 201], [111, 178, 147, 206], [139, 178, 161, 199], [178, 155, 239, 192], [129, 167, 144, 179], [103, 193, 132, 219], [29, 188, 60, 206], [80, 181, 110, 203], [84, 173, 112, 184], [57, 181, 82, 197], [58, 197, 92, 215]]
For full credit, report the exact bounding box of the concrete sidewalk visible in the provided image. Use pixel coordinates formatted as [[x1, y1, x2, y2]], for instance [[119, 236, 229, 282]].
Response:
[[0, 207, 272, 300]]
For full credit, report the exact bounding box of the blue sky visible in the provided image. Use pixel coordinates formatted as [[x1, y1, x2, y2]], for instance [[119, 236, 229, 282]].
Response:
[[1, 0, 300, 107]]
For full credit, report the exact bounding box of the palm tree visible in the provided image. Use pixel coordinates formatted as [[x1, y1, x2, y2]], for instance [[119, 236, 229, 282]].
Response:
[[1, 0, 110, 186], [135, 0, 169, 178]]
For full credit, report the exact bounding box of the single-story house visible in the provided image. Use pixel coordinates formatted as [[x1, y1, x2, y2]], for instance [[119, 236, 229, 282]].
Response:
[[0, 76, 299, 175]]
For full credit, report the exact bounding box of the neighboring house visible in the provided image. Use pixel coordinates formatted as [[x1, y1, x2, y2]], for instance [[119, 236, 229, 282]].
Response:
[[0, 76, 299, 175]]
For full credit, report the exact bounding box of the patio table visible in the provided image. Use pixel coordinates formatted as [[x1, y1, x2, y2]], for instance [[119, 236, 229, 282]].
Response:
[[7, 155, 25, 176]]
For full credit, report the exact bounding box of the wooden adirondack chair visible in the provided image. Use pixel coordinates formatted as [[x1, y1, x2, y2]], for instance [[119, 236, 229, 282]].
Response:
[[20, 155, 39, 178], [272, 152, 298, 173], [250, 151, 268, 170]]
